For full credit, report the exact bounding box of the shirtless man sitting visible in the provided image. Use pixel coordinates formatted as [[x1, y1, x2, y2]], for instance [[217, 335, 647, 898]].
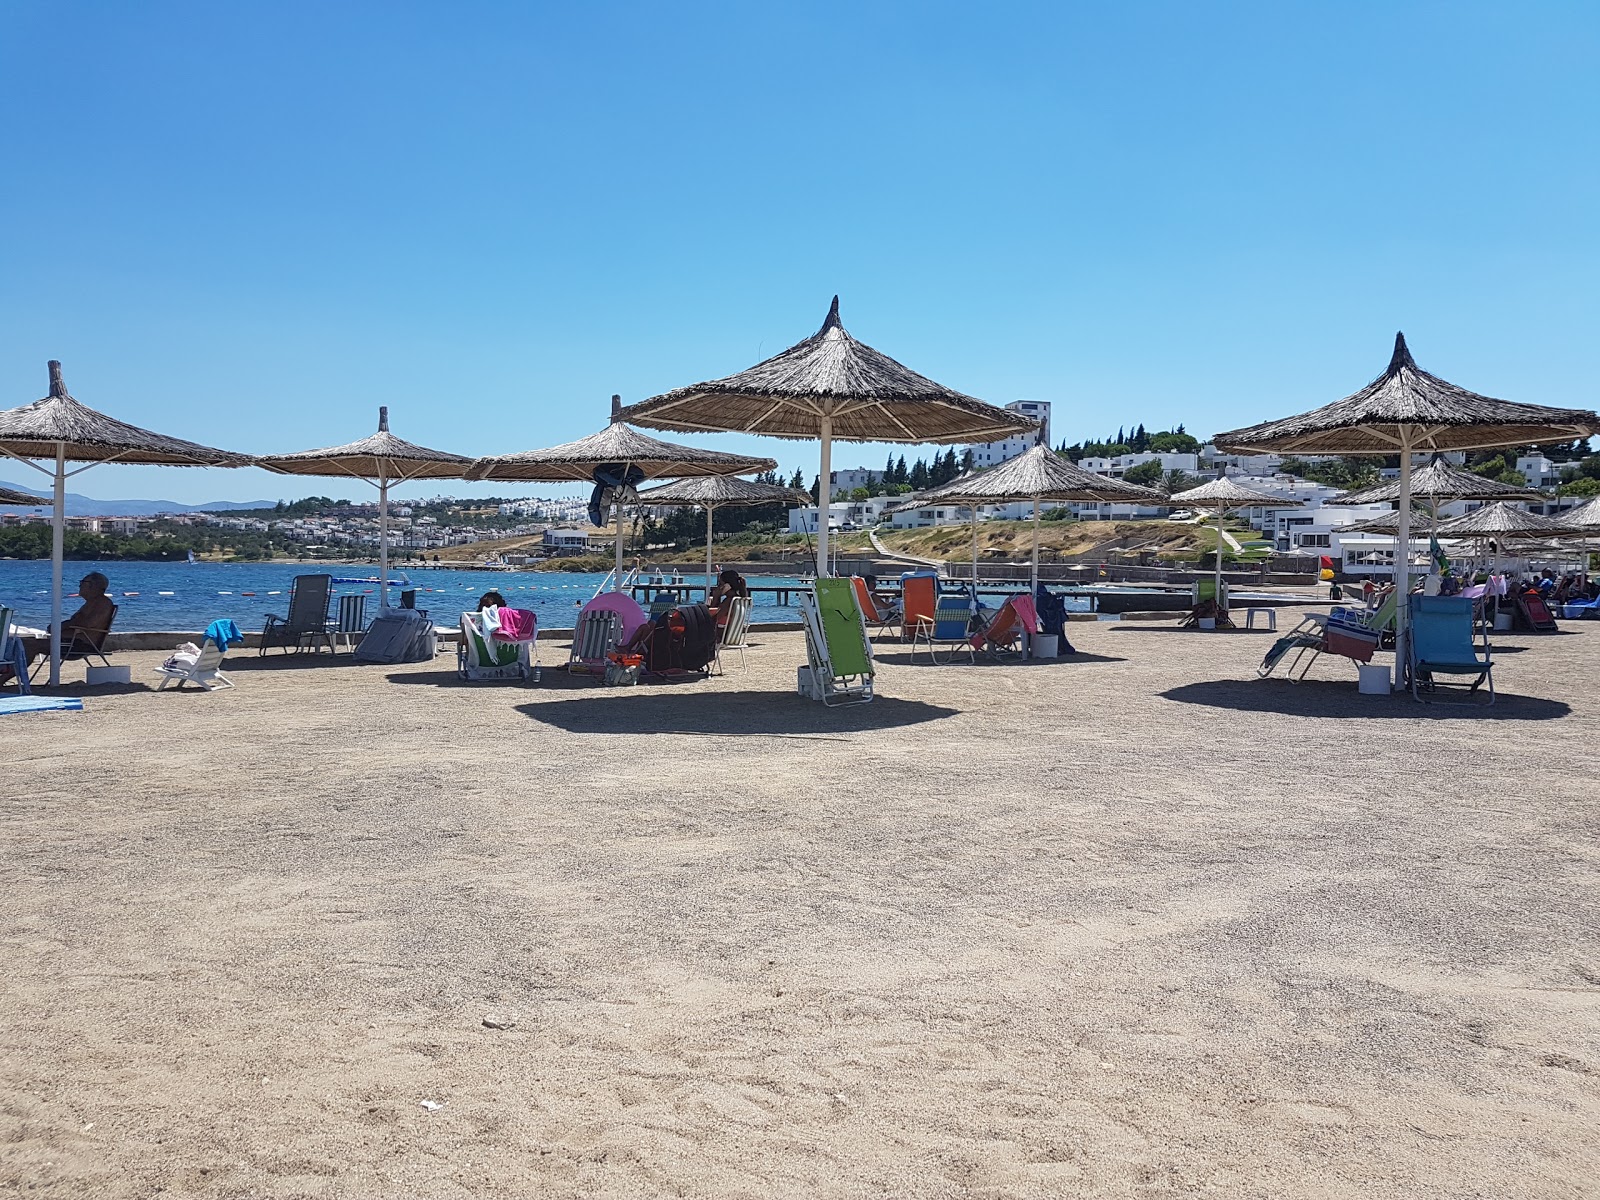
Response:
[[20, 571, 116, 664]]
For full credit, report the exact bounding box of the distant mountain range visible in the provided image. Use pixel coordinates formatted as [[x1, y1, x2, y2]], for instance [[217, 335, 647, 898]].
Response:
[[0, 480, 276, 517]]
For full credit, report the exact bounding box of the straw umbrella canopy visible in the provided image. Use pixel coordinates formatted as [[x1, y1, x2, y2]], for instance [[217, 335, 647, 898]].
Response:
[[1215, 332, 1600, 667], [0, 484, 46, 506], [0, 361, 250, 685], [1347, 509, 1438, 535], [886, 444, 1168, 594], [1326, 456, 1542, 512], [636, 475, 810, 593], [256, 406, 474, 606], [1433, 501, 1576, 540], [616, 297, 1036, 577], [468, 397, 776, 588], [1167, 477, 1303, 612], [1558, 495, 1600, 529]]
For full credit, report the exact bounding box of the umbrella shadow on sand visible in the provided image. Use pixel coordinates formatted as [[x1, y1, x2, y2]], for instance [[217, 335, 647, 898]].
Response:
[[516, 689, 958, 737], [1162, 678, 1570, 721]]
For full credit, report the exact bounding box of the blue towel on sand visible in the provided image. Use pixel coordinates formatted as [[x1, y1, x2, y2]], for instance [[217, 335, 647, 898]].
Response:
[[204, 619, 244, 650], [0, 695, 82, 716]]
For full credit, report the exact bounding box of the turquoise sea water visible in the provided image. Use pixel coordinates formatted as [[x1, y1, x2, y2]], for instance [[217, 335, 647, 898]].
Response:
[[0, 561, 812, 633]]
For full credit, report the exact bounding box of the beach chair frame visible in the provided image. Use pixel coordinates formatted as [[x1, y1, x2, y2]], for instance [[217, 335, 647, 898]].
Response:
[[799, 583, 875, 706], [155, 641, 235, 691], [714, 595, 753, 674], [28, 604, 119, 682], [567, 609, 622, 677], [260, 575, 335, 655], [458, 612, 534, 682]]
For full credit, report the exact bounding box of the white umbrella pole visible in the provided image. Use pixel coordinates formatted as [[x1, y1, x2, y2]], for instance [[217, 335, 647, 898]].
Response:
[[1031, 497, 1041, 597], [705, 504, 715, 597], [816, 414, 832, 579], [1394, 431, 1414, 688], [614, 492, 625, 592], [48, 445, 65, 687], [377, 470, 390, 609], [971, 509, 979, 584], [1214, 506, 1225, 624]]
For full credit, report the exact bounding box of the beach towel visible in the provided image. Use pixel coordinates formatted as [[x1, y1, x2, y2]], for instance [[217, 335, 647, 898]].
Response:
[[204, 618, 245, 650], [0, 695, 82, 716], [493, 607, 537, 642]]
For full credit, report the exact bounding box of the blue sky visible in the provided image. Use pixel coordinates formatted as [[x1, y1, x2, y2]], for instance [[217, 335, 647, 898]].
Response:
[[1, 1, 1595, 504]]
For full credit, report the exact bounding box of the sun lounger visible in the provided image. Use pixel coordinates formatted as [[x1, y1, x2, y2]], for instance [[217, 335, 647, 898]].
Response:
[[799, 578, 874, 705], [155, 640, 235, 691], [714, 595, 753, 673], [1407, 594, 1493, 705], [1260, 592, 1398, 681], [260, 575, 334, 655]]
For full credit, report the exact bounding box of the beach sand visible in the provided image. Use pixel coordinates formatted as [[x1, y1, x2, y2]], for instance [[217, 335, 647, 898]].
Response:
[[3, 620, 1598, 1198]]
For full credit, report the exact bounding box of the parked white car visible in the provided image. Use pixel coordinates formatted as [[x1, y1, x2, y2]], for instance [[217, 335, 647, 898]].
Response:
[[1167, 509, 1197, 522]]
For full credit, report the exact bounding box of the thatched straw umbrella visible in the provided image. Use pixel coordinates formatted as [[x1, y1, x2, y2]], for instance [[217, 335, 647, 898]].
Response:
[[636, 475, 810, 593], [1433, 501, 1584, 582], [1326, 456, 1543, 509], [0, 361, 250, 685], [886, 444, 1168, 595], [1167, 477, 1303, 617], [1215, 332, 1600, 670], [1346, 509, 1438, 535], [616, 297, 1036, 579], [256, 407, 473, 607], [467, 397, 775, 588], [0, 484, 46, 506]]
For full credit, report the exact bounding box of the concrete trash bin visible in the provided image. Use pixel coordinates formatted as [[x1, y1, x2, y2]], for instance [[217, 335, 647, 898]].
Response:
[[1357, 663, 1391, 695], [1031, 634, 1059, 659]]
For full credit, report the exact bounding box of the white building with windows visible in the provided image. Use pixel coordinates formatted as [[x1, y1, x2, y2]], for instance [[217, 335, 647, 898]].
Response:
[[827, 467, 885, 497], [967, 400, 1050, 469]]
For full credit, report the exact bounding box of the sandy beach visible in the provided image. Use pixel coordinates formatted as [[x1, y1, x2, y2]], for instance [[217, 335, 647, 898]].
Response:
[[4, 619, 1598, 1198]]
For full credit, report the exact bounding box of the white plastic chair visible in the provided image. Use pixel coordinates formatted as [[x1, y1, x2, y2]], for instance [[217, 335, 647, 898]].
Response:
[[155, 641, 234, 691]]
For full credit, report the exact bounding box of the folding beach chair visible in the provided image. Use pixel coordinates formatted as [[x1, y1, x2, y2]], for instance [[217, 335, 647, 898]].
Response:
[[969, 594, 1030, 661], [899, 570, 938, 644], [155, 640, 235, 691], [714, 595, 753, 673], [568, 609, 623, 676], [1514, 591, 1558, 633], [1259, 592, 1398, 682], [912, 591, 975, 664], [458, 610, 535, 682], [1407, 594, 1493, 705], [330, 593, 367, 653], [0, 606, 26, 694], [260, 575, 335, 655], [29, 604, 119, 682], [849, 576, 900, 642], [799, 578, 874, 705]]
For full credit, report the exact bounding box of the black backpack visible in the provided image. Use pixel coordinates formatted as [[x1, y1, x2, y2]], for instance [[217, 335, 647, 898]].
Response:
[[645, 602, 718, 675]]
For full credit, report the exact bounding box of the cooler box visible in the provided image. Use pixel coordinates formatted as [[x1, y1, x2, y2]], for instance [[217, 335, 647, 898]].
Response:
[[1324, 617, 1378, 662]]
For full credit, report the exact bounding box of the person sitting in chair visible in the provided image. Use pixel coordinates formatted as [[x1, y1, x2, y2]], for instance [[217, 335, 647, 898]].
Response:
[[475, 590, 507, 611], [21, 571, 115, 664], [707, 569, 749, 627]]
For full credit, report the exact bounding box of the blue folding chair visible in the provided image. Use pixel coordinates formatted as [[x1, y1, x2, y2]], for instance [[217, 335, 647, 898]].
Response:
[[913, 592, 976, 664], [1407, 594, 1494, 705]]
